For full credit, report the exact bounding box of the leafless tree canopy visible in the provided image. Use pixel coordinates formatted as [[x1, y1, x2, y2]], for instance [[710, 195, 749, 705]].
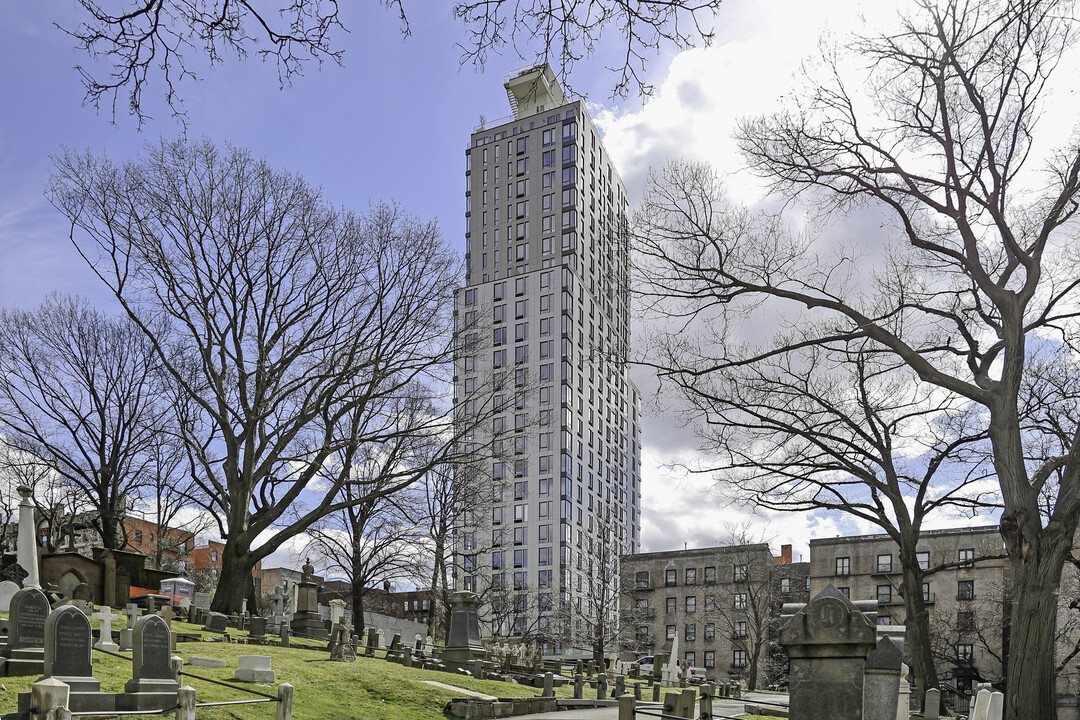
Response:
[[60, 0, 720, 124], [0, 294, 173, 550], [48, 137, 460, 613], [635, 1, 1080, 717]]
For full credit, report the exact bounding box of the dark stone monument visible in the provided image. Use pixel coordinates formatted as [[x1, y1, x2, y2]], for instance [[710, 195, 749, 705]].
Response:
[[119, 615, 179, 710], [863, 633, 905, 720], [289, 558, 328, 640], [27, 604, 117, 715], [779, 584, 877, 720], [201, 612, 228, 634], [4, 587, 49, 676], [442, 591, 487, 665], [248, 616, 268, 641]]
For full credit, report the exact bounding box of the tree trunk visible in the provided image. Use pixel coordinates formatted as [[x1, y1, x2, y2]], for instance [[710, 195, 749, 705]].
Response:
[[747, 641, 761, 691], [1003, 530, 1069, 720], [427, 536, 445, 639], [209, 541, 254, 614], [350, 584, 366, 632], [897, 534, 937, 710], [99, 508, 123, 551]]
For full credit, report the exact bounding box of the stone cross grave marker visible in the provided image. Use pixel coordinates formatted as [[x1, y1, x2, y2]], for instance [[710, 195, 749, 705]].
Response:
[[93, 606, 120, 652], [44, 605, 101, 693], [120, 604, 143, 652], [157, 604, 175, 624]]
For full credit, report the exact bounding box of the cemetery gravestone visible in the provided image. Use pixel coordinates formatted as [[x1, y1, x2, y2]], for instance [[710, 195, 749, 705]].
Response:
[[442, 591, 487, 664], [235, 655, 275, 683], [202, 612, 228, 634], [120, 615, 179, 710], [779, 585, 877, 720], [44, 606, 101, 694], [863, 634, 904, 720], [6, 587, 49, 675], [248, 616, 268, 640], [119, 604, 142, 652], [93, 606, 120, 652], [0, 580, 19, 612], [923, 688, 940, 719]]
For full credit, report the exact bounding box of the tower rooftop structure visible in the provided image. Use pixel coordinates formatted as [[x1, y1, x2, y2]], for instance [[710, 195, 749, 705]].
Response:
[[504, 64, 568, 120]]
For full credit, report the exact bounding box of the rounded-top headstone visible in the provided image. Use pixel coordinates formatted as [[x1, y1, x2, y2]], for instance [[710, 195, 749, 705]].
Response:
[[9, 586, 50, 650], [132, 614, 173, 680], [45, 605, 92, 678]]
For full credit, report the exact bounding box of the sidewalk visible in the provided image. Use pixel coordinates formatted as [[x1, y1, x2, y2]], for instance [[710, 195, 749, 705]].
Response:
[[510, 691, 790, 720]]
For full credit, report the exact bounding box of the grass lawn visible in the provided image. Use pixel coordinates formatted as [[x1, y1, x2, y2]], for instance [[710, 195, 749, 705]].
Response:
[[0, 616, 591, 719]]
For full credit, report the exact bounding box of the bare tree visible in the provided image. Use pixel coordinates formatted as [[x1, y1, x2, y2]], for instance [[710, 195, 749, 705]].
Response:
[[636, 317, 998, 696], [307, 426, 430, 632], [634, 1, 1080, 715], [59, 1, 721, 125], [0, 294, 172, 552], [48, 137, 462, 614]]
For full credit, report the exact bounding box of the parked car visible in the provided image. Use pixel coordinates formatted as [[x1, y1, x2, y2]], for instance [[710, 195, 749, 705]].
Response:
[[634, 656, 708, 682], [635, 656, 655, 675]]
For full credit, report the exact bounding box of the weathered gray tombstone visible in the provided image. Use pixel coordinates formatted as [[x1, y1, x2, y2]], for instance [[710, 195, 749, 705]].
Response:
[[779, 584, 877, 720], [442, 591, 488, 664], [543, 671, 554, 697], [403, 647, 413, 667], [366, 627, 378, 656], [279, 621, 290, 648], [235, 655, 275, 683], [0, 580, 20, 612], [201, 612, 228, 634], [864, 634, 904, 720], [923, 688, 940, 719], [634, 682, 642, 701], [574, 673, 584, 699], [247, 616, 268, 641], [157, 605, 175, 625], [615, 674, 626, 697], [597, 672, 609, 700], [119, 615, 179, 710], [329, 621, 355, 662], [987, 691, 1003, 720], [6, 587, 49, 675], [652, 683, 661, 702], [43, 605, 105, 712]]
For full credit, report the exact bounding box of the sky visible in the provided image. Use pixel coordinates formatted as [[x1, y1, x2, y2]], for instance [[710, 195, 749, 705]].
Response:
[[4, 0, 1063, 573]]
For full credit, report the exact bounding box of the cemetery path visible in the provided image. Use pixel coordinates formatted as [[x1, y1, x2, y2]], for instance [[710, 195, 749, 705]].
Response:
[[510, 691, 790, 720]]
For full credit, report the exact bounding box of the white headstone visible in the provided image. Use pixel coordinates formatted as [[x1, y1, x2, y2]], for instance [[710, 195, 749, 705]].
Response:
[[376, 629, 385, 649], [895, 663, 911, 720], [241, 598, 248, 616], [234, 655, 275, 683], [424, 635, 434, 654], [0, 580, 20, 611], [329, 599, 346, 624], [987, 691, 1004, 720], [93, 605, 120, 652]]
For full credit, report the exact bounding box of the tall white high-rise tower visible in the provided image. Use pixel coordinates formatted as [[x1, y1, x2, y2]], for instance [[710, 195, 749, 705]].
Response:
[[455, 64, 641, 657]]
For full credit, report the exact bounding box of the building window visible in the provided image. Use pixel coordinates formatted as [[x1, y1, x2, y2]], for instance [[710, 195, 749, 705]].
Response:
[[704, 595, 715, 611], [916, 551, 930, 570], [877, 585, 892, 604], [734, 620, 747, 638], [732, 650, 747, 668], [839, 587, 850, 598], [637, 626, 649, 643], [135, 530, 143, 544], [685, 568, 697, 585], [733, 564, 748, 582], [513, 549, 527, 568], [684, 652, 695, 667], [958, 580, 974, 600], [877, 616, 891, 625], [704, 623, 715, 641], [781, 577, 791, 593], [922, 583, 931, 602], [635, 571, 650, 588], [959, 548, 974, 567], [666, 597, 676, 614], [835, 557, 851, 576], [211, 550, 217, 562], [958, 611, 975, 631], [666, 625, 676, 640], [957, 644, 974, 662], [685, 624, 696, 641], [876, 554, 892, 573], [704, 566, 716, 584], [704, 651, 715, 669], [665, 569, 677, 587], [685, 596, 696, 613], [733, 593, 747, 610]]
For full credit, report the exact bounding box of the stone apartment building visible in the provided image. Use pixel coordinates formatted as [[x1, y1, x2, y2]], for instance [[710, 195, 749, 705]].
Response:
[[809, 526, 1010, 700], [620, 543, 810, 688]]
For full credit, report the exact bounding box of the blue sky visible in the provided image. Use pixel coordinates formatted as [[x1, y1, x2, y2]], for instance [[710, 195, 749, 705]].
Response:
[[1, 2, 1033, 568]]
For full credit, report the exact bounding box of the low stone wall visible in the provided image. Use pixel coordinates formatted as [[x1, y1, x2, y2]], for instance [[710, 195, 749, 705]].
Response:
[[446, 697, 618, 718]]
